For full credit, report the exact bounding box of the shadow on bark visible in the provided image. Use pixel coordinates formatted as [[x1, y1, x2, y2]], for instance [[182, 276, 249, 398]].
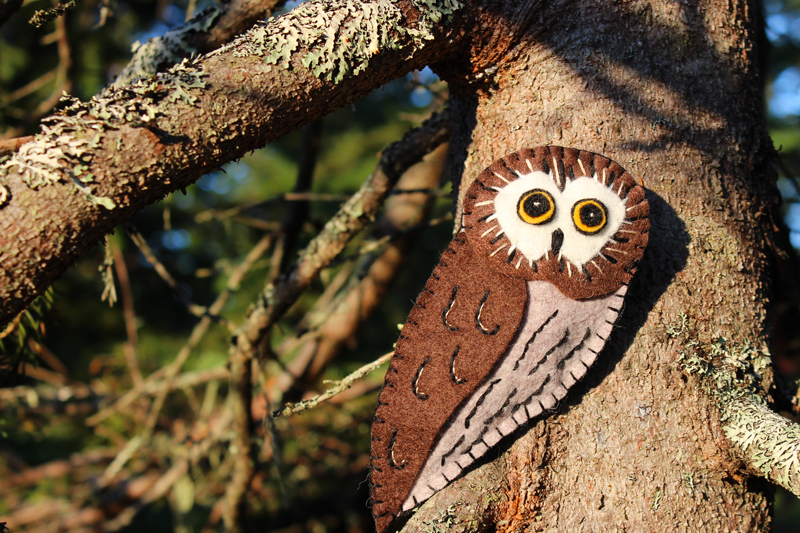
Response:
[[534, 1, 763, 155], [584, 191, 690, 386], [387, 191, 688, 533]]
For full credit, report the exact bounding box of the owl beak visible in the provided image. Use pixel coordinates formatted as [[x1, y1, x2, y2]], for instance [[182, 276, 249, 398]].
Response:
[[551, 229, 564, 255]]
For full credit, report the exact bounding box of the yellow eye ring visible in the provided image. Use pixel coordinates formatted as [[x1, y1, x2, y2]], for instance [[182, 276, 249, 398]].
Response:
[[572, 199, 608, 235], [518, 189, 556, 225]]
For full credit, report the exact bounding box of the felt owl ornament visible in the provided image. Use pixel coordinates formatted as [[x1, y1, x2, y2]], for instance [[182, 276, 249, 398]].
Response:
[[369, 146, 650, 533]]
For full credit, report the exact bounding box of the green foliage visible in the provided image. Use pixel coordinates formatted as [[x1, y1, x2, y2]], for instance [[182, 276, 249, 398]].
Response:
[[0, 288, 54, 380], [0, 40, 27, 84], [2, 0, 800, 530], [0, 1, 449, 527]]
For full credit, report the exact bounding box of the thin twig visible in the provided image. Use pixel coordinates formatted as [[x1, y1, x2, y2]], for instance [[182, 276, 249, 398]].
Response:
[[269, 119, 322, 282], [30, 9, 72, 120], [232, 110, 450, 359], [195, 190, 445, 225], [86, 234, 272, 427], [0, 367, 227, 422], [338, 212, 453, 264], [28, 338, 68, 376], [0, 448, 117, 494], [777, 154, 800, 197], [125, 224, 209, 319], [259, 389, 288, 505], [0, 135, 35, 156], [111, 239, 143, 388], [5, 71, 57, 104], [271, 143, 449, 398], [194, 192, 350, 224], [103, 421, 226, 531], [221, 110, 450, 531], [272, 351, 392, 417], [140, 234, 274, 435]]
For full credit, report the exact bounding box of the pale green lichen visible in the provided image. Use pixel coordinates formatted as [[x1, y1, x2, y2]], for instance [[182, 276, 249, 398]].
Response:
[[112, 6, 222, 88], [0, 96, 112, 207], [676, 335, 769, 397], [722, 395, 800, 490], [670, 312, 769, 396], [224, 0, 462, 84], [97, 58, 207, 123], [652, 488, 662, 511], [163, 59, 207, 105], [422, 504, 463, 533], [670, 314, 800, 494], [0, 57, 207, 209]]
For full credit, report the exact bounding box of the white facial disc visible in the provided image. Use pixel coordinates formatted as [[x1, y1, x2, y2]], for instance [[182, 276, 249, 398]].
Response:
[[493, 171, 561, 263], [493, 173, 627, 266]]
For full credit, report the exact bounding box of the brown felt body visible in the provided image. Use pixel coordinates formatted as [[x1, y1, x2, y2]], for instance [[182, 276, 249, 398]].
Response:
[[370, 237, 527, 532], [369, 147, 650, 533]]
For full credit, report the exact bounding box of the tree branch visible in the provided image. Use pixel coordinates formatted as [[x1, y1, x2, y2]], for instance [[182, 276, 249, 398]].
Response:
[[272, 351, 393, 417], [272, 142, 448, 399], [222, 110, 450, 530], [84, 233, 271, 427], [723, 393, 800, 497], [112, 0, 287, 87], [0, 136, 35, 156], [0, 0, 464, 328]]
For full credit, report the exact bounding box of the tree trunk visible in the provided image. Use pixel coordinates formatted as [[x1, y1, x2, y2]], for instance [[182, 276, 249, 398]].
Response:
[[401, 1, 778, 531], [0, 0, 789, 530]]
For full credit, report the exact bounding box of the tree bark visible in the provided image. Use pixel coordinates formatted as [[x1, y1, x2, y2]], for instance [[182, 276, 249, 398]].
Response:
[[0, 0, 461, 328], [0, 0, 791, 530], [401, 1, 780, 531]]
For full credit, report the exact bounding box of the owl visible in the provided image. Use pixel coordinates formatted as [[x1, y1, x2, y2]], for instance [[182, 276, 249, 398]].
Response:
[[369, 146, 650, 533]]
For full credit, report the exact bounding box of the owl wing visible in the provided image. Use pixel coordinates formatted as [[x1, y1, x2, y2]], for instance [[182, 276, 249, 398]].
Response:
[[404, 280, 626, 509], [370, 232, 527, 533]]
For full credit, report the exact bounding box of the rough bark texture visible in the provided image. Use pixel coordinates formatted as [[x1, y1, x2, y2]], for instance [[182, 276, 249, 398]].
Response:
[[111, 0, 287, 87], [398, 1, 779, 532], [0, 0, 461, 328], [0, 0, 787, 530]]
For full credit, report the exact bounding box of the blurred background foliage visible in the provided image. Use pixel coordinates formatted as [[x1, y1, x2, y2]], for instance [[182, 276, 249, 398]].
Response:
[[1, 0, 800, 531]]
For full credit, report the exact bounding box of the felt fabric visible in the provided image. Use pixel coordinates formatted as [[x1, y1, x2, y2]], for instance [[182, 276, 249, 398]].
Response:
[[370, 236, 527, 533], [402, 281, 626, 510], [463, 146, 649, 300], [370, 147, 650, 533], [491, 174, 628, 266]]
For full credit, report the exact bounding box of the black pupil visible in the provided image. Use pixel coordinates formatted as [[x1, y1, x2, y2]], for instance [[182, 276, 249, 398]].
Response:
[[580, 203, 604, 227], [524, 192, 550, 218]]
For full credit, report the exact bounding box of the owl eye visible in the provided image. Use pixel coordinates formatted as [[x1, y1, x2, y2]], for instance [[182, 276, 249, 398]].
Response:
[[572, 199, 608, 234], [517, 189, 556, 225]]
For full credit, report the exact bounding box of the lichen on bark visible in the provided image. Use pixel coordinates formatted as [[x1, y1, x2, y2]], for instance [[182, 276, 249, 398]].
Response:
[[723, 395, 800, 493], [223, 0, 462, 83], [0, 58, 208, 209], [112, 6, 222, 88]]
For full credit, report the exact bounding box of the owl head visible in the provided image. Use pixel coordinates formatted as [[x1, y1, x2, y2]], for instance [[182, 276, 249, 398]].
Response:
[[462, 146, 650, 299]]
